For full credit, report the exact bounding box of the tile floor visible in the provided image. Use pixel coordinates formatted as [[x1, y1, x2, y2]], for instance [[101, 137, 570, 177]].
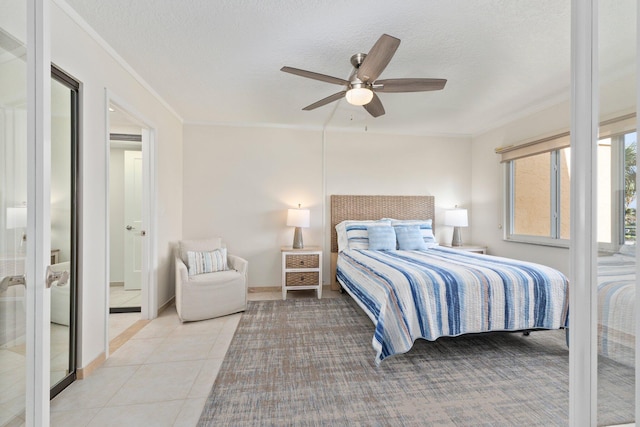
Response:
[[0, 287, 140, 426], [109, 284, 142, 309], [109, 312, 141, 342], [50, 288, 338, 427]]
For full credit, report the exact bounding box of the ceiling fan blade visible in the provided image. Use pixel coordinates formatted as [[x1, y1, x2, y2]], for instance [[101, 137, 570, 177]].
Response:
[[363, 92, 385, 118], [357, 34, 401, 83], [302, 91, 347, 111], [375, 78, 447, 93], [281, 66, 348, 86]]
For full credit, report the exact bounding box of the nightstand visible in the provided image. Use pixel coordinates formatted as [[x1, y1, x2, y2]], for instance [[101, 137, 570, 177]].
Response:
[[281, 247, 322, 300], [441, 244, 487, 254]]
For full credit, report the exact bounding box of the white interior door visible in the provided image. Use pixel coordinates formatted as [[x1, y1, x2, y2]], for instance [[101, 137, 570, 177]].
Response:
[[124, 150, 143, 291]]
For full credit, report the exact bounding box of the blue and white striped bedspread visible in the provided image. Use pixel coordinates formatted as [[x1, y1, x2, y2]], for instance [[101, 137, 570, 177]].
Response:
[[598, 254, 635, 367], [337, 247, 570, 364]]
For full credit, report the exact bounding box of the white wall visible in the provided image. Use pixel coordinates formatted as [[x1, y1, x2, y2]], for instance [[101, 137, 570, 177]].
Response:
[[183, 124, 472, 287], [182, 125, 324, 286], [52, 2, 183, 368], [324, 130, 472, 243]]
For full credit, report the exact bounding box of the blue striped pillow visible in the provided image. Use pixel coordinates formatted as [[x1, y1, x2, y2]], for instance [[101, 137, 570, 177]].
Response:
[[187, 248, 228, 275], [367, 226, 396, 251], [337, 220, 392, 251], [394, 225, 428, 250]]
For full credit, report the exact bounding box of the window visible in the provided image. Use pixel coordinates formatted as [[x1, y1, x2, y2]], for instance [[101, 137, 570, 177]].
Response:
[[624, 132, 637, 243], [511, 151, 552, 237], [498, 114, 636, 248], [506, 147, 570, 245]]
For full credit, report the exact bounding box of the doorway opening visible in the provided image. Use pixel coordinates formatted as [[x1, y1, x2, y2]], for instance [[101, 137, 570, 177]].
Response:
[[109, 131, 142, 314], [106, 98, 156, 351]]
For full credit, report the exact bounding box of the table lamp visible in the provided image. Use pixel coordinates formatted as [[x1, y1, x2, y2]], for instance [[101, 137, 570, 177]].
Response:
[[287, 204, 310, 249], [444, 206, 468, 247]]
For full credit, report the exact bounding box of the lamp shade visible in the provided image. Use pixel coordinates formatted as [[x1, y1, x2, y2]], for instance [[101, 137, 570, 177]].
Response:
[[287, 208, 310, 228], [6, 206, 27, 229], [444, 208, 468, 227], [345, 87, 374, 106]]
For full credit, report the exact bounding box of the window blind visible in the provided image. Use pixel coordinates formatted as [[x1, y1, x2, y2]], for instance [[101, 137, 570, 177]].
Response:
[[495, 112, 636, 163]]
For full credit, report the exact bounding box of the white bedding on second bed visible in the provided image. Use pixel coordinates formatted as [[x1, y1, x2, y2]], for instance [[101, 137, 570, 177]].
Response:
[[598, 249, 636, 367]]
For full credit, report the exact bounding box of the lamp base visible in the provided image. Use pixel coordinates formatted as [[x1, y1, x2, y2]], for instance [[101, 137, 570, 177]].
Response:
[[292, 227, 304, 249], [451, 226, 463, 247]]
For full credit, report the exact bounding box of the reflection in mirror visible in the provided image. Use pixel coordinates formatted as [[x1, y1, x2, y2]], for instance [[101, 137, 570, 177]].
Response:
[[597, 0, 636, 424], [50, 76, 72, 389], [0, 23, 28, 425], [50, 66, 79, 398]]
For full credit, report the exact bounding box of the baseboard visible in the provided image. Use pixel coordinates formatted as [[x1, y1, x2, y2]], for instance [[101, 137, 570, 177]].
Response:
[[109, 281, 124, 287], [249, 285, 335, 293], [248, 286, 281, 293], [158, 296, 175, 314], [78, 318, 150, 379], [109, 319, 150, 354], [77, 352, 105, 379]]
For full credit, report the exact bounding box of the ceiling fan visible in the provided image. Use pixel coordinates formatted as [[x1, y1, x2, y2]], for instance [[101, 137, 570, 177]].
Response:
[[281, 34, 447, 118]]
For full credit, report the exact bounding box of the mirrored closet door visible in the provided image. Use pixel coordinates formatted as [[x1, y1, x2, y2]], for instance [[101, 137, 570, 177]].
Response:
[[595, 0, 636, 424], [0, 11, 29, 425], [49, 66, 79, 398]]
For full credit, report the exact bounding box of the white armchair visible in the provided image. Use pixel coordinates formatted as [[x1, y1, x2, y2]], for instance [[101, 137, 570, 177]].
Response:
[[175, 238, 248, 322]]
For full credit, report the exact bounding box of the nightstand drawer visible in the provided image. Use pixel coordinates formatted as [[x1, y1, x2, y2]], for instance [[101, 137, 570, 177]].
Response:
[[285, 254, 319, 269], [285, 272, 319, 286]]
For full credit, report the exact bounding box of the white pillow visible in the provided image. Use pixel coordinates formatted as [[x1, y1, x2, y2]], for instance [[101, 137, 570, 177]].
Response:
[[179, 238, 223, 264], [335, 220, 392, 252]]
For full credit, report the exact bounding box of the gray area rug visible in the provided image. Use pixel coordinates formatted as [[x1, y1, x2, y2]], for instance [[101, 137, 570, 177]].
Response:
[[199, 297, 634, 426]]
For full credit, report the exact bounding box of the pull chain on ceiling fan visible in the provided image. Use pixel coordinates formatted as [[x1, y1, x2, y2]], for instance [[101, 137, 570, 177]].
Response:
[[281, 34, 447, 118]]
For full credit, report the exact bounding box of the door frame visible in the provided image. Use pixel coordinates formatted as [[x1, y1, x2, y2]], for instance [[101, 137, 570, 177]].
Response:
[[104, 90, 157, 352], [49, 65, 80, 399], [25, 0, 51, 424]]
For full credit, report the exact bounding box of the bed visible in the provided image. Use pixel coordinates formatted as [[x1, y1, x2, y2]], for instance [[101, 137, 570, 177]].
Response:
[[330, 195, 570, 364], [598, 246, 636, 367]]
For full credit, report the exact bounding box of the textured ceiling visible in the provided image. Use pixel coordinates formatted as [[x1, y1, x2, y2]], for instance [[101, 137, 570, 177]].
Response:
[[61, 0, 635, 136]]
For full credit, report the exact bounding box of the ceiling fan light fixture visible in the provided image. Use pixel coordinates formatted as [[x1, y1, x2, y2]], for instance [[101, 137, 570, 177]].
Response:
[[281, 34, 446, 117], [345, 87, 374, 106]]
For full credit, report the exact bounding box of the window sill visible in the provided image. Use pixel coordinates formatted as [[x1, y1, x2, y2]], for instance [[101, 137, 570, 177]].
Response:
[[504, 235, 570, 249]]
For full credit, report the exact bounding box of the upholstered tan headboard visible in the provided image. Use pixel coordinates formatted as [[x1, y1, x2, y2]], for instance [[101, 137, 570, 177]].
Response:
[[329, 195, 435, 289]]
